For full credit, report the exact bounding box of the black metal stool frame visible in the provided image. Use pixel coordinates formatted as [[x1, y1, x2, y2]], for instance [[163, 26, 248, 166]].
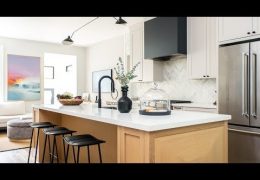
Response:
[[42, 129, 76, 163], [65, 141, 104, 163], [27, 124, 55, 163]]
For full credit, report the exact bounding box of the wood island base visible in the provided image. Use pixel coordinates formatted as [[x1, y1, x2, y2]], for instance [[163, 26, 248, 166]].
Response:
[[34, 108, 227, 163]]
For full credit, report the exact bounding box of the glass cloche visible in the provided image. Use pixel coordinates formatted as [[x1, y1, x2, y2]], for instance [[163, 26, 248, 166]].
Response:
[[139, 83, 171, 115]]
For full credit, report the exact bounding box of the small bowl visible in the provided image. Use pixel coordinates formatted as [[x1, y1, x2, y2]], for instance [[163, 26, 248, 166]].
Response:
[[58, 99, 84, 105]]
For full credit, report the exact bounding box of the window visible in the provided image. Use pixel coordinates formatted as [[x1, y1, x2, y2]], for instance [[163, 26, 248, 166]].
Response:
[[44, 66, 54, 79]]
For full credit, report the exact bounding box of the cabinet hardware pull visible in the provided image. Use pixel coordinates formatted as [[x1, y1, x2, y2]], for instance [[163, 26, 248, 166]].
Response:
[[253, 31, 256, 34], [207, 75, 210, 77], [203, 75, 206, 77], [247, 32, 251, 34]]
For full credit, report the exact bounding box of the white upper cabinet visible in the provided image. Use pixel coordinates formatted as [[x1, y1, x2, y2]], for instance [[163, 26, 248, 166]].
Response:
[[218, 17, 260, 42], [187, 17, 218, 79], [207, 17, 218, 78], [130, 23, 143, 81], [219, 17, 252, 41], [126, 22, 162, 82], [252, 17, 260, 35], [187, 17, 207, 79]]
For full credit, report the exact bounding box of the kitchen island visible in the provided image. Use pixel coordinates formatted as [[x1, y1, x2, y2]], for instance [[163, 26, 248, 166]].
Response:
[[33, 103, 231, 163]]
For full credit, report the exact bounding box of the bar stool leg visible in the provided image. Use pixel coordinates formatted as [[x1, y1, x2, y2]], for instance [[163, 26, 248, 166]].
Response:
[[34, 128, 40, 163], [27, 128, 34, 163], [72, 146, 76, 163], [98, 144, 102, 163], [62, 135, 66, 163], [54, 136, 59, 163], [65, 144, 70, 163], [48, 135, 51, 162], [77, 146, 81, 163], [69, 133, 76, 163], [42, 134, 48, 163], [87, 145, 90, 163], [51, 135, 56, 163]]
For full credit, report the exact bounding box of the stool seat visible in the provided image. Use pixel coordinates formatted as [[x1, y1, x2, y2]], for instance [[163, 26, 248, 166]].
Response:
[[42, 126, 76, 163], [30, 122, 55, 128], [64, 134, 105, 146], [63, 134, 105, 163], [43, 127, 76, 135], [28, 121, 55, 163]]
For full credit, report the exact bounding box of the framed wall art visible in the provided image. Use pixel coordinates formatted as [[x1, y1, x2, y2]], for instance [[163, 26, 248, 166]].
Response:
[[7, 54, 40, 101]]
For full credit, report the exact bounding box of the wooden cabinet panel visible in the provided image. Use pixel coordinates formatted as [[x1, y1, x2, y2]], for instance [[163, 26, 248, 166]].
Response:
[[154, 125, 226, 163], [117, 127, 150, 163]]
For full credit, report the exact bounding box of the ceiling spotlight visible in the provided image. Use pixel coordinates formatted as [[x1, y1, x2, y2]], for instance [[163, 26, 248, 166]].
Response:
[[62, 36, 74, 45], [115, 17, 127, 24]]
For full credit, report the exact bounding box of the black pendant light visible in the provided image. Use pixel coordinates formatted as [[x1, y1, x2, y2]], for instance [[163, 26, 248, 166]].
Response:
[[62, 36, 74, 45], [62, 17, 127, 45], [62, 17, 99, 45], [115, 17, 127, 24]]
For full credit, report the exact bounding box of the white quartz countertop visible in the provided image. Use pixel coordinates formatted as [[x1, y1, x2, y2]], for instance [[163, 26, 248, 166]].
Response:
[[171, 103, 217, 109], [34, 103, 230, 132]]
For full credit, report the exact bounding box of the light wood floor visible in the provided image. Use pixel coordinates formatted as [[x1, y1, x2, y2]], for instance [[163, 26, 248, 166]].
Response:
[[0, 148, 36, 163]]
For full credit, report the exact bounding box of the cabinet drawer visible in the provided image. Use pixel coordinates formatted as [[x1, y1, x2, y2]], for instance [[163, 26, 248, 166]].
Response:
[[182, 107, 217, 113], [171, 106, 183, 111]]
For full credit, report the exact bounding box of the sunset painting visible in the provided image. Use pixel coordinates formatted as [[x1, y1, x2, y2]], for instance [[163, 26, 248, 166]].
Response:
[[8, 54, 40, 101]]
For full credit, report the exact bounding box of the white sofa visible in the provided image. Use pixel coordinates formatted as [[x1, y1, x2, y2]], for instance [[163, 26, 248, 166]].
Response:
[[0, 101, 32, 129]]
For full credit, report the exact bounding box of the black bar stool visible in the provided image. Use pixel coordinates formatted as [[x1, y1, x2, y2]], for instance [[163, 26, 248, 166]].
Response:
[[28, 122, 56, 163], [64, 134, 105, 163], [42, 127, 76, 163]]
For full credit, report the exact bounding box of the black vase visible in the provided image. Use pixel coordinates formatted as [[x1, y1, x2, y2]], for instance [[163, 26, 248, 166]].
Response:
[[118, 86, 132, 113]]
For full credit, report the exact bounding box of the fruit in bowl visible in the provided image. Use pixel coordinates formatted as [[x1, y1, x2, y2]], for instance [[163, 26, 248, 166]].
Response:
[[74, 96, 82, 99], [57, 92, 83, 105]]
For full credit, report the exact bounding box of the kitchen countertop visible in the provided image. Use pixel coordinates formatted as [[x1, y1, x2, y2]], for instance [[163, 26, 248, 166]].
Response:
[[171, 103, 217, 109], [34, 103, 230, 132]]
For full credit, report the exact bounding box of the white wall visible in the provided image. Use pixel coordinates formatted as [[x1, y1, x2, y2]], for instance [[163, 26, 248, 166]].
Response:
[[0, 36, 86, 112], [86, 35, 124, 103], [44, 53, 77, 104]]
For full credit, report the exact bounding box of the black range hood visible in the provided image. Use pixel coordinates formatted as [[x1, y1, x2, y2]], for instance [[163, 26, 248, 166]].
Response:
[[144, 17, 187, 61]]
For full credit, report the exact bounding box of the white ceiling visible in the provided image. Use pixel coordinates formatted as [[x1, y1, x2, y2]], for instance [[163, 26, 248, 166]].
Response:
[[0, 17, 152, 47]]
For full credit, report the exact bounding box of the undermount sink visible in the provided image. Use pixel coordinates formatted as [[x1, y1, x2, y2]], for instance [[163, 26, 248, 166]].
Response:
[[101, 106, 117, 110]]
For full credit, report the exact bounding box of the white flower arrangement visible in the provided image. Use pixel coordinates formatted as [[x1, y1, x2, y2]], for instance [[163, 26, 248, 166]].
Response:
[[114, 57, 140, 87]]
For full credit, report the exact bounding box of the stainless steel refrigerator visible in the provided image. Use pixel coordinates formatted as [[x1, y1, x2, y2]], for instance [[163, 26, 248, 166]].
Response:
[[219, 41, 260, 162]]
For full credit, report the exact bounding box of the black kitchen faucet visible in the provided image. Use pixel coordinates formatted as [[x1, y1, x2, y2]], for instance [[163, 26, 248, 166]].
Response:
[[98, 76, 115, 108]]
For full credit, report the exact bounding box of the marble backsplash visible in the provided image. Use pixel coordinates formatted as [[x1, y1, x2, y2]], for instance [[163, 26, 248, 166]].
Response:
[[129, 56, 216, 104]]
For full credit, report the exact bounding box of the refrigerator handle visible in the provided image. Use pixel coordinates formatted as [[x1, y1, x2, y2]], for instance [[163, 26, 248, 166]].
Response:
[[242, 53, 249, 118], [251, 53, 257, 118]]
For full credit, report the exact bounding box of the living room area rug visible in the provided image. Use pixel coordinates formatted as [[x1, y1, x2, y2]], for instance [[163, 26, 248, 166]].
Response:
[[0, 133, 30, 152]]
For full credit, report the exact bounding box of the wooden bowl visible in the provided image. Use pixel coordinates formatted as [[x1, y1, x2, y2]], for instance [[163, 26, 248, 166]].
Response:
[[58, 99, 84, 105]]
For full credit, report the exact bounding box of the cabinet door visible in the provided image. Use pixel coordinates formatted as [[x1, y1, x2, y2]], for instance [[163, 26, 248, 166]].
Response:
[[131, 25, 143, 82], [252, 17, 260, 35], [187, 17, 207, 79], [219, 17, 253, 41], [207, 17, 218, 78]]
